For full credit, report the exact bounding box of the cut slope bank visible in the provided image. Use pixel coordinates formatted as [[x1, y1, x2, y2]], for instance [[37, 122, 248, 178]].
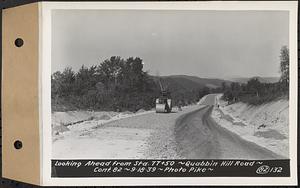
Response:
[[212, 95, 289, 158]]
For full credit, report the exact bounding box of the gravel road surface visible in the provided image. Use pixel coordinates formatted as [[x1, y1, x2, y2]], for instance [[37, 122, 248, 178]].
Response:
[[175, 94, 283, 159], [53, 105, 202, 159], [53, 94, 282, 159]]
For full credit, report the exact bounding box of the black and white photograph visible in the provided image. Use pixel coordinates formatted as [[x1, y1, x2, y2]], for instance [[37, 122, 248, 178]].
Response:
[[51, 9, 290, 160], [43, 1, 297, 185]]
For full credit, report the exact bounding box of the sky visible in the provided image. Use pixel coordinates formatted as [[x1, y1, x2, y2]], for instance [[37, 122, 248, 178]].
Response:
[[52, 10, 289, 79]]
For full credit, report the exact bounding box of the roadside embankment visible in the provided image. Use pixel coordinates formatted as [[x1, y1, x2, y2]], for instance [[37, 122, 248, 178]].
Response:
[[211, 95, 289, 158], [52, 110, 154, 136]]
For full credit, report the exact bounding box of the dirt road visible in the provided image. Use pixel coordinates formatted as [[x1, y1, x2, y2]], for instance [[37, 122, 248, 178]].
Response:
[[53, 105, 202, 159], [53, 94, 283, 159], [175, 94, 283, 159]]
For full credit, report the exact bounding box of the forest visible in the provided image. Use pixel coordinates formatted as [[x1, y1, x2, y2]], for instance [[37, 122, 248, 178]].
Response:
[[52, 46, 289, 111], [51, 56, 212, 112]]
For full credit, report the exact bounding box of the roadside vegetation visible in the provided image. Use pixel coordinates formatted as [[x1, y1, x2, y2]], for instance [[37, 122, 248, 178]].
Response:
[[222, 46, 289, 105], [51, 56, 215, 112]]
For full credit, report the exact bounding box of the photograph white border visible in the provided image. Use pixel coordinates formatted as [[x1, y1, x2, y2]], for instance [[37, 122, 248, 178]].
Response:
[[40, 1, 298, 186]]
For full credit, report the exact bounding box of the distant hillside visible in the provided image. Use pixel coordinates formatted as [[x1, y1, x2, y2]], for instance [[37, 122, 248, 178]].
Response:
[[150, 75, 231, 105], [167, 75, 232, 88], [229, 77, 280, 84], [152, 75, 231, 91]]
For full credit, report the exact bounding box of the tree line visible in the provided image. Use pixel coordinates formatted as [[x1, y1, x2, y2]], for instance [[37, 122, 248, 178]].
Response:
[[52, 56, 210, 112], [52, 46, 288, 111], [222, 46, 289, 105]]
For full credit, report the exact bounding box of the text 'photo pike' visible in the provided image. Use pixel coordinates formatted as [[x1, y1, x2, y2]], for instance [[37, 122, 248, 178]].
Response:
[[40, 1, 298, 186], [52, 9, 289, 160]]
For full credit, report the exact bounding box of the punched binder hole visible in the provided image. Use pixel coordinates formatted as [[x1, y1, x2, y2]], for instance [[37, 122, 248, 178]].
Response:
[[14, 140, 22, 149], [14, 38, 24, 47]]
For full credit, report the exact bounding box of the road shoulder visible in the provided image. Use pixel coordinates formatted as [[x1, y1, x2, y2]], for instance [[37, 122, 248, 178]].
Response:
[[211, 95, 289, 158]]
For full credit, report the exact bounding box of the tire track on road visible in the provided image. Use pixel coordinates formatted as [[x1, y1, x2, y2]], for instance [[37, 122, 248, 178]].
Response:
[[175, 95, 283, 159]]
